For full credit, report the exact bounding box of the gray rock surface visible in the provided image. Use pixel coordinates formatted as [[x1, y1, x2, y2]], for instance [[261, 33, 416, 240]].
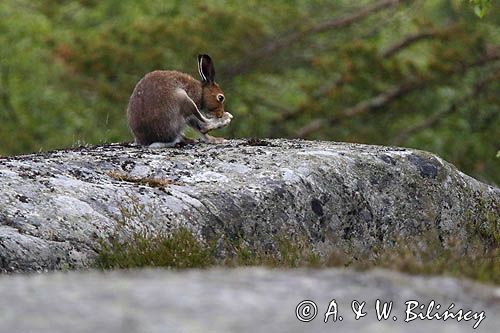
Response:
[[0, 139, 499, 272], [0, 268, 498, 333]]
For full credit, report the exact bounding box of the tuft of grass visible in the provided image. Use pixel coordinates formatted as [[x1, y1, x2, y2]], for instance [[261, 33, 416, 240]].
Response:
[[95, 228, 499, 285], [224, 236, 320, 268], [96, 228, 214, 269], [96, 229, 320, 270], [107, 170, 181, 188], [348, 237, 500, 285]]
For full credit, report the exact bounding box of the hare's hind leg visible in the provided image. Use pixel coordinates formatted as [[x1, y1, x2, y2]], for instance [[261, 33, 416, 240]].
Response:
[[198, 132, 226, 144], [149, 135, 182, 148], [175, 88, 210, 123], [149, 133, 196, 147], [186, 116, 227, 143]]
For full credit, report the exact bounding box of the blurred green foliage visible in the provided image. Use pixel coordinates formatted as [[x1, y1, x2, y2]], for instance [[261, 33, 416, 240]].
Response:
[[0, 0, 499, 184], [466, 0, 492, 17]]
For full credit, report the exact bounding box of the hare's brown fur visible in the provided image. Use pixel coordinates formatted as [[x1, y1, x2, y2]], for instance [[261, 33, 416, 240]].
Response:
[[127, 54, 230, 146], [127, 71, 202, 145]]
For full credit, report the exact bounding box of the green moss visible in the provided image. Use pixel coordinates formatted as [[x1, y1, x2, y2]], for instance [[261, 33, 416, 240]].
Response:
[[464, 203, 499, 249]]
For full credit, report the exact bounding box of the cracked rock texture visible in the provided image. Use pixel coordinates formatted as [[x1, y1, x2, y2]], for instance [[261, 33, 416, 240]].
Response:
[[0, 139, 499, 272], [0, 268, 498, 333]]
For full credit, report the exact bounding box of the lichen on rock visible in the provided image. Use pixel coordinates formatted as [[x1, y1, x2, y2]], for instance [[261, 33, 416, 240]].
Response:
[[0, 139, 498, 272]]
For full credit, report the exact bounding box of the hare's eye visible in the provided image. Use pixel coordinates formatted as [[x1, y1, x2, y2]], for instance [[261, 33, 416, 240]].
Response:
[[217, 94, 225, 103]]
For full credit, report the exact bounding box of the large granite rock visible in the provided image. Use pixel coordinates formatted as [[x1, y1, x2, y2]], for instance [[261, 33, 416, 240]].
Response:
[[0, 268, 498, 332], [0, 139, 498, 272]]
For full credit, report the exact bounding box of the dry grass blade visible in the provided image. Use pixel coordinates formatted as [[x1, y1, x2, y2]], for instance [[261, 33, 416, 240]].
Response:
[[107, 170, 182, 188]]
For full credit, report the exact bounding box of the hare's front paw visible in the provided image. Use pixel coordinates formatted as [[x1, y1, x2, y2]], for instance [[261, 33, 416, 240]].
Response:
[[220, 112, 233, 126], [198, 112, 233, 133]]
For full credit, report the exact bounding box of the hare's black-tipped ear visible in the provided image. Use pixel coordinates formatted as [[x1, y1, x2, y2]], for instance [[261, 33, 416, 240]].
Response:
[[197, 54, 215, 84]]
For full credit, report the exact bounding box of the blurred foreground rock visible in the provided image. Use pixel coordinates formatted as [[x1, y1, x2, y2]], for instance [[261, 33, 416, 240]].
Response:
[[0, 268, 498, 333], [0, 139, 498, 272]]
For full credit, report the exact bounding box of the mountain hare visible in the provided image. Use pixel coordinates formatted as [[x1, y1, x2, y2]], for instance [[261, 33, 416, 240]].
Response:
[[127, 54, 233, 147]]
